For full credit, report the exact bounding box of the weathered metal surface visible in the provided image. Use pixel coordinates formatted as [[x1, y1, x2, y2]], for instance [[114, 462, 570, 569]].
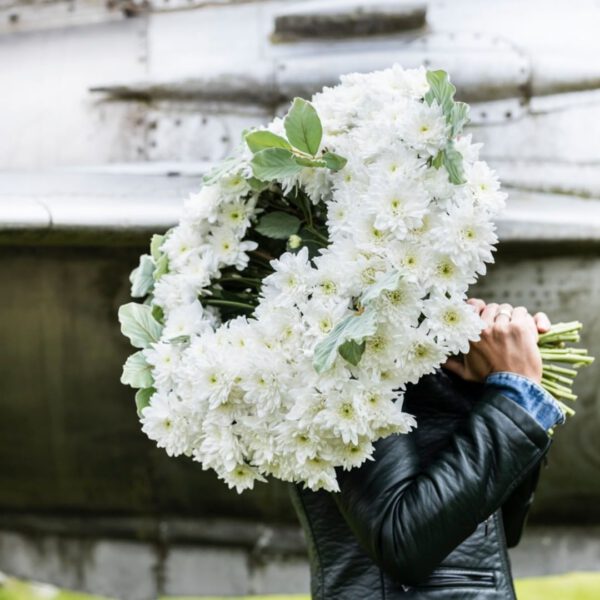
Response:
[[272, 1, 427, 41], [3, 1, 600, 168], [0, 0, 143, 34]]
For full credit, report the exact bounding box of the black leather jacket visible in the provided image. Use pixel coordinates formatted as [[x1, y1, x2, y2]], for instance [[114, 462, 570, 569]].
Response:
[[290, 370, 550, 599]]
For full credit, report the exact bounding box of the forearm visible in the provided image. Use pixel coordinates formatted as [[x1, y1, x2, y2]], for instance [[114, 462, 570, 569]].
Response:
[[334, 390, 551, 585]]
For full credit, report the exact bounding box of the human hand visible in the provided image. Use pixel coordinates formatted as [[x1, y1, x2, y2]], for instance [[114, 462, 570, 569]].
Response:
[[443, 299, 550, 384]]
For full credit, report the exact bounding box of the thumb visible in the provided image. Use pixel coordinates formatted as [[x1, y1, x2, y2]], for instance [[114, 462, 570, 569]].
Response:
[[442, 356, 466, 379]]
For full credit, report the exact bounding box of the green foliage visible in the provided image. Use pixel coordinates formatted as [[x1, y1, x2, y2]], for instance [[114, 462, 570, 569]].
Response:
[[322, 151, 348, 172], [360, 270, 402, 306], [284, 97, 323, 155], [313, 307, 378, 373], [449, 101, 469, 137], [424, 70, 457, 116], [442, 143, 466, 185], [425, 69, 469, 184], [202, 154, 242, 185], [135, 387, 155, 417], [153, 254, 169, 281], [245, 130, 292, 153], [121, 351, 153, 389], [255, 211, 302, 239], [293, 156, 327, 168], [118, 303, 163, 349], [130, 254, 155, 298], [338, 339, 366, 366], [150, 234, 165, 261], [250, 148, 304, 181]]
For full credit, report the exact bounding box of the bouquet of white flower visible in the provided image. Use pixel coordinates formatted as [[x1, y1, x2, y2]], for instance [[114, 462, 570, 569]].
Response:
[[119, 65, 591, 493]]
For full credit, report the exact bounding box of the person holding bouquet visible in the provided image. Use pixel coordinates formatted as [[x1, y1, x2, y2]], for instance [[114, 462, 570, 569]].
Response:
[[290, 298, 565, 599]]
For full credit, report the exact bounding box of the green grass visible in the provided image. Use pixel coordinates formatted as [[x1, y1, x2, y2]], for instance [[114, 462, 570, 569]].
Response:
[[2, 573, 600, 600]]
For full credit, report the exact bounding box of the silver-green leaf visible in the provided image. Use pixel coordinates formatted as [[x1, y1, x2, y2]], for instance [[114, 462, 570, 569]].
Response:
[[135, 387, 155, 417], [203, 154, 243, 185], [424, 70, 456, 115], [245, 130, 292, 153], [313, 306, 378, 373], [250, 147, 304, 181], [322, 151, 348, 172], [121, 351, 154, 389], [443, 144, 466, 185], [360, 270, 402, 306], [284, 98, 323, 156], [119, 303, 163, 349], [150, 234, 165, 262], [130, 254, 155, 298]]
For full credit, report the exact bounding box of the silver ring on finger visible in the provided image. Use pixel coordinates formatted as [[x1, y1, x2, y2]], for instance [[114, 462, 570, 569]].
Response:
[[496, 308, 513, 320]]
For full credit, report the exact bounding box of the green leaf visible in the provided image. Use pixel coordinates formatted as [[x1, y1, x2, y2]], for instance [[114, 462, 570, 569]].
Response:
[[153, 254, 169, 280], [255, 211, 302, 239], [284, 98, 323, 156], [294, 156, 327, 168], [425, 70, 470, 137], [152, 304, 165, 324], [135, 387, 155, 417], [360, 270, 402, 306], [424, 70, 456, 115], [338, 339, 366, 366], [431, 151, 444, 169], [443, 144, 466, 185], [449, 102, 469, 137], [247, 176, 268, 192], [322, 151, 348, 172], [245, 130, 292, 153], [118, 303, 163, 349], [121, 351, 154, 389], [203, 154, 242, 185], [250, 148, 304, 181], [130, 254, 155, 298], [313, 306, 378, 373], [150, 234, 165, 261]]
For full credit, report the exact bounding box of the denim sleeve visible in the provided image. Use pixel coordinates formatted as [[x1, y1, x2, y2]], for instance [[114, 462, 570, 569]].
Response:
[[485, 371, 566, 431]]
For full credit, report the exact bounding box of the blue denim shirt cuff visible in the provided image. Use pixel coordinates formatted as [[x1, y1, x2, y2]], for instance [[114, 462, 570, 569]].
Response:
[[485, 371, 566, 431]]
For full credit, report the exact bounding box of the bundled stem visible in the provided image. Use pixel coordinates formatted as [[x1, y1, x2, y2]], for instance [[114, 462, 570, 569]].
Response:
[[539, 321, 594, 418]]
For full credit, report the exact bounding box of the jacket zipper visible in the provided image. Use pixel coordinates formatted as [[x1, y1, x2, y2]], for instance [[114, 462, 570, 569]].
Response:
[[418, 567, 495, 589]]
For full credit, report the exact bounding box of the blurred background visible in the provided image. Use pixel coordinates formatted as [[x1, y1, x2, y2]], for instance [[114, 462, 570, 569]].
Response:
[[1, 0, 600, 599]]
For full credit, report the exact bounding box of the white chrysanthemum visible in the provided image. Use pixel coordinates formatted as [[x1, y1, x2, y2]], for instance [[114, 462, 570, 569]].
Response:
[[183, 185, 222, 225], [144, 341, 182, 388], [369, 175, 430, 239], [205, 225, 258, 270], [423, 294, 484, 354], [400, 101, 449, 156], [153, 274, 203, 312], [163, 301, 212, 339], [260, 247, 313, 306], [140, 391, 190, 457]]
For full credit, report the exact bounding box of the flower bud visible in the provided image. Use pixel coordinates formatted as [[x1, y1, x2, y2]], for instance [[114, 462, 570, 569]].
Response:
[[288, 234, 302, 249]]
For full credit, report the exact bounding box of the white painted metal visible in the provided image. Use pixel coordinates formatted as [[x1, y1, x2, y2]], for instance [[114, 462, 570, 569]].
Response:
[[2, 0, 600, 169]]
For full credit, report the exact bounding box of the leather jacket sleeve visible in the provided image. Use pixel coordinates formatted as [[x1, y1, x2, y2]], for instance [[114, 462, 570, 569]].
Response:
[[333, 390, 551, 586], [501, 461, 542, 547]]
